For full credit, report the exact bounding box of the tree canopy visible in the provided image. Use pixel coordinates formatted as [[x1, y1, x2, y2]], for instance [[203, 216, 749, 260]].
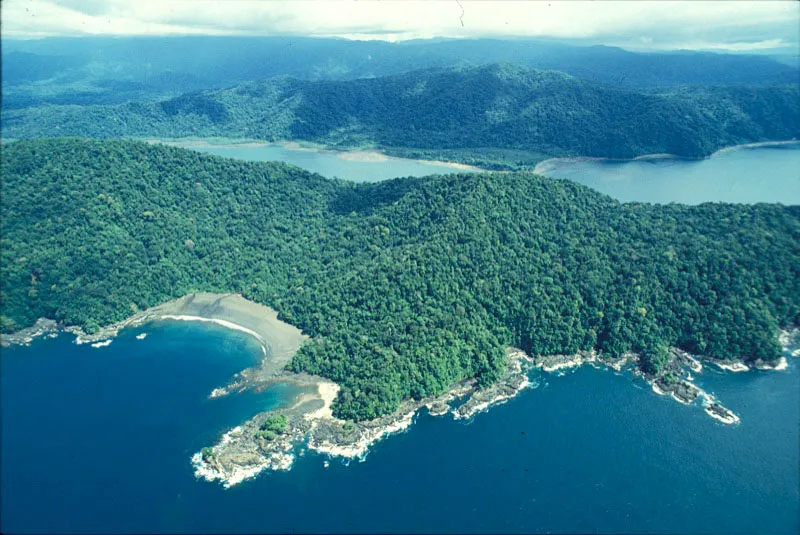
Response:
[[3, 65, 798, 160], [2, 138, 798, 420]]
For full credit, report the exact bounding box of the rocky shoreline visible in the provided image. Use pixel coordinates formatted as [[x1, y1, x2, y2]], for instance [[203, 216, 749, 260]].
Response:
[[191, 348, 536, 487], [533, 328, 799, 426], [7, 298, 796, 488], [1, 318, 61, 346], [703, 401, 741, 425], [195, 328, 800, 488]]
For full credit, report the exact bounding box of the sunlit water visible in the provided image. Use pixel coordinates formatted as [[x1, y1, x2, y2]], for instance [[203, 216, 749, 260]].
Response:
[[536, 145, 800, 205], [193, 144, 472, 182]]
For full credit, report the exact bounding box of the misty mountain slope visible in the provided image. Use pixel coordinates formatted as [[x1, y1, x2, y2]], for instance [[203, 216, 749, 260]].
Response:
[[2, 36, 797, 109], [4, 64, 798, 159]]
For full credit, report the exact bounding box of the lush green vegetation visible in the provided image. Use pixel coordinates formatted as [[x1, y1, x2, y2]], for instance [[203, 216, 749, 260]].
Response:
[[201, 447, 215, 461], [262, 415, 288, 434], [4, 36, 797, 110], [2, 139, 798, 420], [256, 415, 289, 441], [4, 65, 798, 160]]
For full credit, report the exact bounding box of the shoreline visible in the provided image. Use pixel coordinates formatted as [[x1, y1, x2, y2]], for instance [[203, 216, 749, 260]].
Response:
[[191, 348, 536, 487], [145, 138, 486, 173], [195, 329, 800, 488], [2, 293, 307, 364], [6, 299, 796, 486], [533, 140, 800, 175], [533, 330, 799, 425]]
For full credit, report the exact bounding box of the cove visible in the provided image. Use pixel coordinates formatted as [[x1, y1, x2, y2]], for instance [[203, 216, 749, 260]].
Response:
[[1, 325, 797, 534]]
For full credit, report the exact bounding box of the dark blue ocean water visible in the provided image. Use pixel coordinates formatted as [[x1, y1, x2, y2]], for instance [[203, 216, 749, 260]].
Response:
[[2, 322, 798, 534]]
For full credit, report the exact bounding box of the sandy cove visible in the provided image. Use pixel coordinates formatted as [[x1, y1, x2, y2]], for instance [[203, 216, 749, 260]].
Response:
[[2, 293, 308, 377]]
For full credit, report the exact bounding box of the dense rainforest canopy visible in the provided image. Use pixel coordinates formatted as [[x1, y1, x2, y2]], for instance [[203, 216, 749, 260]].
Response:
[[3, 64, 799, 160], [3, 36, 797, 110], [2, 139, 798, 420]]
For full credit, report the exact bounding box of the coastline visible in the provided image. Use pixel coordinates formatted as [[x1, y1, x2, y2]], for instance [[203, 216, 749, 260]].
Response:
[[195, 329, 800, 488], [6, 294, 796, 487], [192, 348, 535, 487], [2, 293, 307, 362], [534, 329, 799, 425], [144, 138, 486, 173], [533, 140, 800, 175]]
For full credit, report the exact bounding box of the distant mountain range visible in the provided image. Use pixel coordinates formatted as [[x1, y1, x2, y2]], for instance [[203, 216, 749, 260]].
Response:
[[4, 63, 798, 159], [2, 36, 798, 109]]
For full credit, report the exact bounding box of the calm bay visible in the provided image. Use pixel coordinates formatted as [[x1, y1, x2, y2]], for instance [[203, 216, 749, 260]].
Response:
[[2, 143, 798, 534]]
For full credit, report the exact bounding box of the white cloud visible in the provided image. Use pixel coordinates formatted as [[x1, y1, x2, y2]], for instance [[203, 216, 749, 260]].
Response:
[[2, 0, 798, 52], [634, 39, 791, 53]]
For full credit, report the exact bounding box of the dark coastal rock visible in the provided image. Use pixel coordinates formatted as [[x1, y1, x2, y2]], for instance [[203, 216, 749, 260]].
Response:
[[1, 318, 58, 347]]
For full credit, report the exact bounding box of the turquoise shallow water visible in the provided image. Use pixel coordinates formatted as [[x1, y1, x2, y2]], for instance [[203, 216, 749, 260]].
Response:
[[1, 322, 798, 534]]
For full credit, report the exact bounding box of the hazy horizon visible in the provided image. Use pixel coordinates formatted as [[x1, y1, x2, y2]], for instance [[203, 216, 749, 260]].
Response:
[[2, 0, 798, 55]]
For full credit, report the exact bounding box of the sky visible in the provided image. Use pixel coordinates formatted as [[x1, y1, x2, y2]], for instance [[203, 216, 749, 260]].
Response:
[[2, 0, 799, 54]]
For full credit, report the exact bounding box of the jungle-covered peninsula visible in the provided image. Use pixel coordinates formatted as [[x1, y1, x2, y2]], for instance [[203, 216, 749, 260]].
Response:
[[2, 138, 798, 424]]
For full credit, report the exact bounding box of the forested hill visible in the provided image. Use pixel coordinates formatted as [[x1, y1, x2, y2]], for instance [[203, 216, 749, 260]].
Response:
[[3, 36, 798, 110], [3, 65, 798, 159], [2, 139, 798, 419]]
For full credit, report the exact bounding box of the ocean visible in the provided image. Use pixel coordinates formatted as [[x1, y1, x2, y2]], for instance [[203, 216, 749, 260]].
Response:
[[1, 321, 798, 534], [2, 144, 799, 533]]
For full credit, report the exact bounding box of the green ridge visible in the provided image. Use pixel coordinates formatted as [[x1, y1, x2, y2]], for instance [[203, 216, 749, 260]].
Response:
[[2, 138, 798, 420]]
